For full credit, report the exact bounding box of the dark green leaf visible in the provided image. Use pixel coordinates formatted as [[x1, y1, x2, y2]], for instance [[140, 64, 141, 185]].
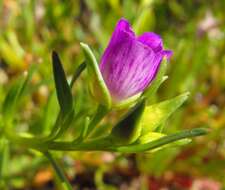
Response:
[[52, 51, 73, 116], [69, 61, 86, 88]]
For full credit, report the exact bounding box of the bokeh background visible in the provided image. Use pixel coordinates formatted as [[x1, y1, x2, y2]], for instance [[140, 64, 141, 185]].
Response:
[[0, 0, 224, 189]]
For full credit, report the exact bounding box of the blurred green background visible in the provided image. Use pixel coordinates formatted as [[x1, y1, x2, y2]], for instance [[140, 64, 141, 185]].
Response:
[[0, 0, 224, 189]]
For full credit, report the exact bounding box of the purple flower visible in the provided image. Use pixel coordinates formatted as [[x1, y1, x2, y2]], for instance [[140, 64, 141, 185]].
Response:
[[99, 18, 172, 103]]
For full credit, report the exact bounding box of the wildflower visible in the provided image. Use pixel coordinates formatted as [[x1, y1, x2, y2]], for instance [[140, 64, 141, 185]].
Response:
[[99, 18, 172, 103]]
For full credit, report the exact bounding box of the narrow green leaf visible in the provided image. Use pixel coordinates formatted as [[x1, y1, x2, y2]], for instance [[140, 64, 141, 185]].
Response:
[[80, 43, 111, 109], [69, 61, 86, 88], [116, 128, 208, 153], [110, 100, 145, 145], [141, 92, 189, 135], [138, 132, 165, 144], [137, 132, 191, 152], [52, 51, 73, 116]]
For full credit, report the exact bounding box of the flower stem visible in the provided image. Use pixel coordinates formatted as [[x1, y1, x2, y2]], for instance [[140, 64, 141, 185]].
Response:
[[44, 151, 73, 190]]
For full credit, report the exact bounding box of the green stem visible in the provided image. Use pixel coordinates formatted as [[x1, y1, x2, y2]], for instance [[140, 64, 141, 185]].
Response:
[[5, 127, 207, 153], [44, 151, 73, 190]]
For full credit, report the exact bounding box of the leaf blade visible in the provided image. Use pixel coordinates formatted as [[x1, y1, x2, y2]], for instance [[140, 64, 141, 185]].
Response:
[[52, 51, 73, 116]]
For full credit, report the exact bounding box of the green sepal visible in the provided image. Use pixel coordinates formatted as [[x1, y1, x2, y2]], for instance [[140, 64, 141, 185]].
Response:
[[140, 92, 189, 135], [52, 51, 73, 116], [109, 100, 145, 145], [80, 43, 111, 109], [143, 58, 168, 99]]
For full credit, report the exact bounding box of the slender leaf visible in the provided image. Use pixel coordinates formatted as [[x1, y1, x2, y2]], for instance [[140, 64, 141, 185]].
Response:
[[69, 61, 86, 88], [116, 128, 207, 153], [137, 132, 191, 152], [52, 51, 73, 116]]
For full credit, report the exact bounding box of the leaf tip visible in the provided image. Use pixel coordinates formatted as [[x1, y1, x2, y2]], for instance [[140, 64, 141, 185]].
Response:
[[52, 50, 58, 60]]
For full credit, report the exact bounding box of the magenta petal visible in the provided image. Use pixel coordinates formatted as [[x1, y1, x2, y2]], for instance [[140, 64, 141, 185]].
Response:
[[137, 32, 163, 53]]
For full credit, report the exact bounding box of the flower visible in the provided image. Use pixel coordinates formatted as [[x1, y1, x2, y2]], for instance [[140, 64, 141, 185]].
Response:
[[99, 18, 172, 103]]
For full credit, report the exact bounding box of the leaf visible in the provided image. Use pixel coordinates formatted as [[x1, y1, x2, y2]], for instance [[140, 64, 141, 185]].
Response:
[[137, 132, 191, 152], [69, 61, 86, 88], [109, 100, 145, 145], [138, 132, 165, 144], [116, 128, 207, 153], [80, 43, 111, 109], [52, 51, 73, 116], [141, 92, 189, 135]]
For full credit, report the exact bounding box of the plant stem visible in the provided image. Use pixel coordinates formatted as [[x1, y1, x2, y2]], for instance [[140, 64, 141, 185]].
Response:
[[44, 151, 73, 190], [4, 126, 207, 152]]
